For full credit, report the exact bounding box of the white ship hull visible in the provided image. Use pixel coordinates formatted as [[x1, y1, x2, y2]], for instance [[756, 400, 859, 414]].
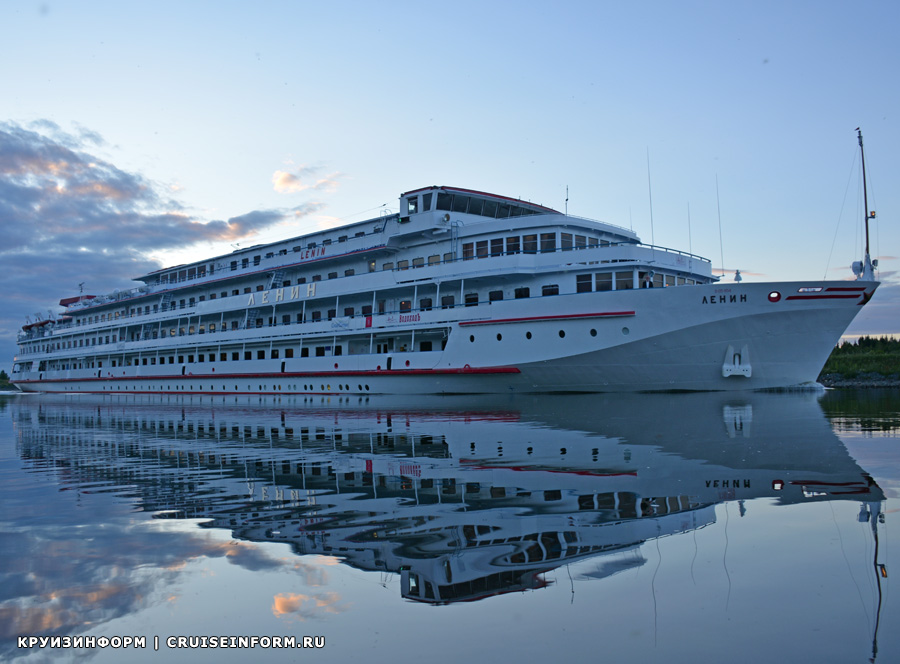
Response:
[[13, 279, 876, 394]]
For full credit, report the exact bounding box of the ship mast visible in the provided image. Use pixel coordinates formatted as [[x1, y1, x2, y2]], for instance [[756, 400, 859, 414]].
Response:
[[856, 128, 876, 281]]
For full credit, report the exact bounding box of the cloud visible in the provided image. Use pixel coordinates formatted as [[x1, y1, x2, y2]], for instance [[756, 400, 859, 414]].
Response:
[[271, 591, 346, 621], [0, 121, 322, 364], [272, 164, 341, 194]]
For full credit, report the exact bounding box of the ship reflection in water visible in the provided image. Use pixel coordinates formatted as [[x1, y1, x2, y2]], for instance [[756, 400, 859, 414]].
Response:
[[3, 391, 894, 662]]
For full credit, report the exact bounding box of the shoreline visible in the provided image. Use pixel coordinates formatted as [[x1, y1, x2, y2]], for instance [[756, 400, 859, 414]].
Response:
[[818, 372, 900, 388]]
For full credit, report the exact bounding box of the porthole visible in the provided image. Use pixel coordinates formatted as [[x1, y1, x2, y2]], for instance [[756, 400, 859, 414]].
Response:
[[526, 331, 532, 340], [622, 327, 630, 336], [469, 335, 475, 343], [558, 330, 566, 338], [590, 328, 597, 337], [496, 333, 502, 341]]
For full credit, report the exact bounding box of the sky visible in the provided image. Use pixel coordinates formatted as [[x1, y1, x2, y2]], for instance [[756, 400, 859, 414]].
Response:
[[2, 0, 899, 368]]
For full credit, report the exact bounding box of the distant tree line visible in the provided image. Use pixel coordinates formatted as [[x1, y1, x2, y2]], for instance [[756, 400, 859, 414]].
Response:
[[832, 336, 900, 356]]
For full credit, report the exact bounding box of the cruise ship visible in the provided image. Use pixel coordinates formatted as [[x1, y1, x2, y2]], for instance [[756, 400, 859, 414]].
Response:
[[11, 184, 878, 394]]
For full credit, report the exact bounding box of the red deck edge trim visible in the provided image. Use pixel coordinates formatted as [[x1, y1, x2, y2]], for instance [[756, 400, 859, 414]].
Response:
[[459, 311, 635, 326], [785, 294, 862, 301]]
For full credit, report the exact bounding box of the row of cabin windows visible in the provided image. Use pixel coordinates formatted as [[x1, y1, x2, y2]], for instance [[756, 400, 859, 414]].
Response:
[[462, 232, 601, 260], [159, 264, 214, 284], [224, 232, 370, 271], [67, 270, 697, 336]]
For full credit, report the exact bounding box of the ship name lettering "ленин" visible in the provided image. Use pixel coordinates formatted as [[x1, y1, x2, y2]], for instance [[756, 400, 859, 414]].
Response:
[[247, 283, 317, 306], [702, 294, 747, 304]]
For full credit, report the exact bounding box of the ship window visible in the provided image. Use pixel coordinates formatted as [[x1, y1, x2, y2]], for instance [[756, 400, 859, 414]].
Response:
[[497, 203, 511, 218], [615, 271, 634, 290], [412, 257, 424, 268], [444, 252, 454, 262], [345, 268, 355, 276], [311, 311, 321, 322], [653, 273, 663, 288], [423, 192, 432, 210], [523, 234, 538, 253], [282, 314, 291, 325], [256, 285, 264, 291], [482, 200, 498, 217], [561, 233, 573, 250], [316, 347, 326, 357], [588, 238, 599, 248], [400, 300, 412, 313], [428, 254, 441, 265], [355, 231, 365, 237], [285, 348, 294, 358], [398, 260, 409, 270], [232, 289, 239, 296], [467, 197, 484, 216], [575, 235, 587, 249], [298, 277, 306, 284], [334, 345, 342, 356], [339, 235, 348, 243], [328, 272, 338, 279], [462, 243, 474, 260], [506, 236, 520, 254], [436, 193, 452, 210], [514, 287, 530, 299], [441, 295, 455, 309], [242, 258, 249, 268], [344, 307, 354, 317], [489, 290, 503, 302], [540, 233, 556, 253], [419, 297, 432, 310], [368, 260, 376, 272], [382, 262, 394, 271], [271, 349, 279, 359], [576, 275, 593, 293], [197, 354, 204, 362], [542, 284, 559, 296], [465, 293, 479, 307], [362, 304, 373, 316], [257, 350, 265, 359], [307, 242, 316, 249], [301, 348, 309, 357], [312, 274, 322, 281], [452, 195, 469, 213], [322, 239, 331, 246], [406, 196, 418, 215], [220, 352, 227, 361], [476, 241, 488, 258], [420, 340, 433, 352], [231, 260, 238, 271], [327, 309, 336, 319], [665, 275, 676, 287], [490, 238, 504, 256]]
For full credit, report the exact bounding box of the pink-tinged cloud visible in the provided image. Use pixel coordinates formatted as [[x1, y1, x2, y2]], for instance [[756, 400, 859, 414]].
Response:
[[272, 591, 346, 621], [272, 165, 341, 194]]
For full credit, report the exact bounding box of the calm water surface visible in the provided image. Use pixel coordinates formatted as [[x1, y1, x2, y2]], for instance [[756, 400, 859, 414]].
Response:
[[1, 390, 897, 663]]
